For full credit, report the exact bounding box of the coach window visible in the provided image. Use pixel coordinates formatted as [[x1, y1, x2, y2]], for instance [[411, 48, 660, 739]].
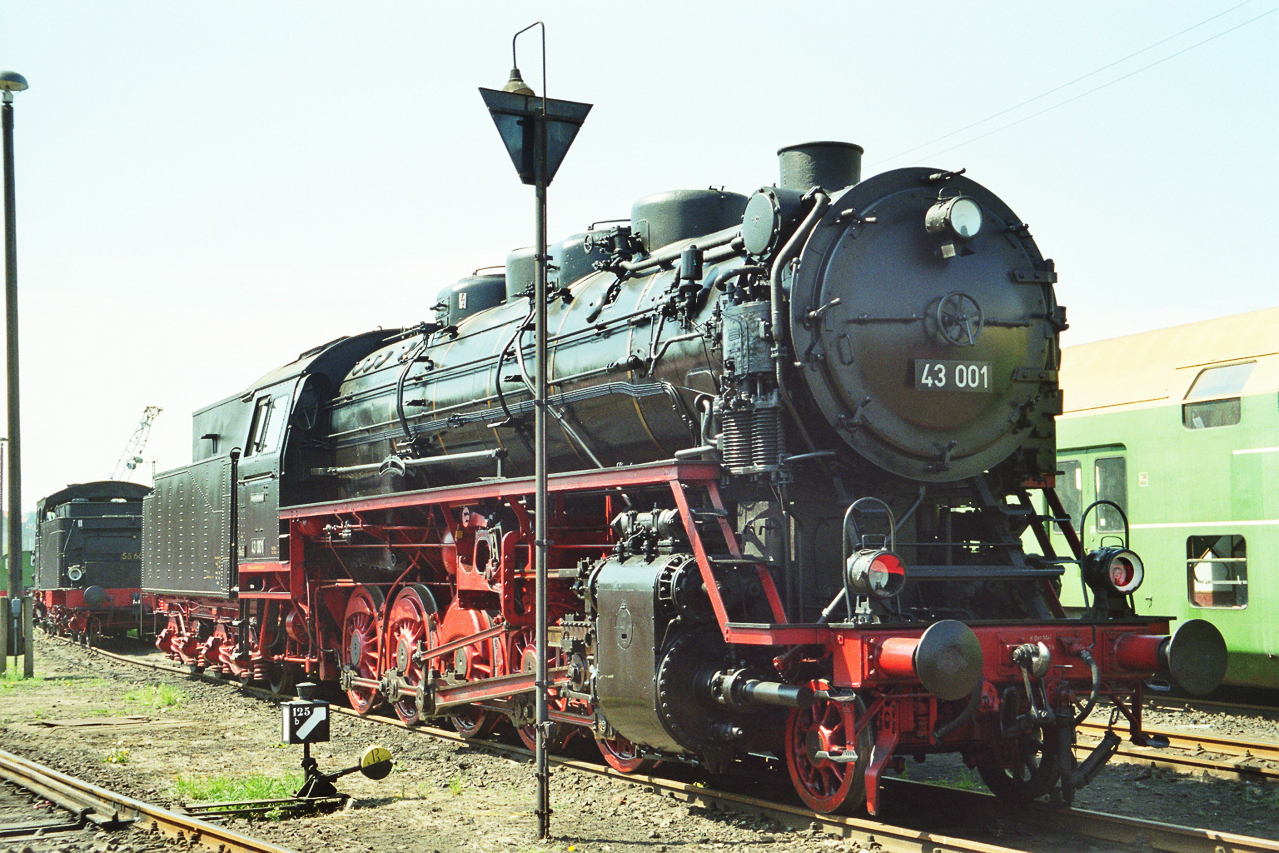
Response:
[[1183, 361, 1254, 429], [1094, 456, 1127, 532], [1055, 459, 1082, 531], [1187, 534, 1247, 608]]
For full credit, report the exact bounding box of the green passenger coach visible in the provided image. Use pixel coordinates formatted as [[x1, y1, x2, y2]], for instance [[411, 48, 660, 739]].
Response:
[[1056, 308, 1279, 689]]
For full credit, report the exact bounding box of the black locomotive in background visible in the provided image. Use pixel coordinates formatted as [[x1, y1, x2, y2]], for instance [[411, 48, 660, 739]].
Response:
[[75, 140, 1223, 814], [31, 480, 149, 639]]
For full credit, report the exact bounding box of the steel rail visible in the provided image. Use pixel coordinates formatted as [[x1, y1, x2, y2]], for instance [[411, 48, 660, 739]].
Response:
[[877, 777, 1279, 853], [1024, 799, 1279, 853], [1081, 719, 1279, 762], [0, 748, 299, 853], [1078, 720, 1279, 782]]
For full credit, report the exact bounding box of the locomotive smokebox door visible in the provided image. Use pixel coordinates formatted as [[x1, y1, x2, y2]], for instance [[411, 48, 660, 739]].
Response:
[[282, 683, 330, 744]]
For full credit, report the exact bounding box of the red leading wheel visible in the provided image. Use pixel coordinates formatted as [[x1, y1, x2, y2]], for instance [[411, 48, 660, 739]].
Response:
[[596, 734, 656, 774], [976, 726, 1062, 802], [385, 585, 437, 726], [785, 690, 873, 814], [341, 586, 385, 715]]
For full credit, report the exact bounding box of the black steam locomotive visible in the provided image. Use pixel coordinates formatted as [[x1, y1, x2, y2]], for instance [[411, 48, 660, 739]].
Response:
[[32, 480, 150, 639], [144, 142, 1225, 813]]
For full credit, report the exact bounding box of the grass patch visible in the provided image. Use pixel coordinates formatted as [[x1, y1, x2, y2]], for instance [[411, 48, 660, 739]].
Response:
[[397, 780, 434, 800], [172, 772, 304, 807], [934, 766, 985, 792], [1243, 783, 1279, 809], [0, 668, 45, 690], [123, 683, 187, 709], [896, 763, 986, 793], [105, 741, 131, 764]]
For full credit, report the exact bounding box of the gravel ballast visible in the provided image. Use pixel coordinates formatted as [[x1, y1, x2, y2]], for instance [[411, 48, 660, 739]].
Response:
[[2, 632, 1276, 852]]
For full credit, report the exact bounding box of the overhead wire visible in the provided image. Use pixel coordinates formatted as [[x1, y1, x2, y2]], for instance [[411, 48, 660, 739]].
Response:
[[871, 3, 1277, 168]]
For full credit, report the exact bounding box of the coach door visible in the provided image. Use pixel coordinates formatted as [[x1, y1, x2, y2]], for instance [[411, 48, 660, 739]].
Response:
[[1053, 446, 1129, 543], [1052, 446, 1128, 610]]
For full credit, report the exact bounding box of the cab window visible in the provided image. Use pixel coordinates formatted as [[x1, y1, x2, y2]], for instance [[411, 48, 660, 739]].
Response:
[[245, 394, 288, 457]]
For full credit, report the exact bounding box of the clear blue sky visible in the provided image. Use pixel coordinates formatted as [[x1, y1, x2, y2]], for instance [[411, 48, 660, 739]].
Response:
[[4, 1, 1276, 508]]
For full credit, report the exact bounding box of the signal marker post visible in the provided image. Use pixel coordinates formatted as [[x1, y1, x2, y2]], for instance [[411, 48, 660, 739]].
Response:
[[283, 696, 330, 744], [282, 682, 393, 801], [481, 23, 590, 841], [283, 682, 335, 798]]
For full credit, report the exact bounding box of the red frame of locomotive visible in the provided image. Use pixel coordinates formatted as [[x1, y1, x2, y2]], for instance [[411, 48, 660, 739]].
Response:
[[148, 459, 1172, 813], [34, 587, 143, 637]]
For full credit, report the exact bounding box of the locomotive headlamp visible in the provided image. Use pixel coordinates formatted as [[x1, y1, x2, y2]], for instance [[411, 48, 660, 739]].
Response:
[[846, 549, 906, 600], [1083, 547, 1145, 596], [67, 566, 83, 583], [925, 196, 983, 240]]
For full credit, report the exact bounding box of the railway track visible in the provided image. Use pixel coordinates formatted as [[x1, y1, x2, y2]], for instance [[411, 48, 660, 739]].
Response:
[[1078, 718, 1279, 782], [0, 747, 298, 853], [533, 753, 1279, 853], [86, 634, 1279, 787], [35, 635, 1279, 853], [0, 767, 105, 850], [1146, 691, 1279, 720]]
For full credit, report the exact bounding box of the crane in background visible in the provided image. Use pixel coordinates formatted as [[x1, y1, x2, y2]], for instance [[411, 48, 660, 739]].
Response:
[[111, 406, 162, 482]]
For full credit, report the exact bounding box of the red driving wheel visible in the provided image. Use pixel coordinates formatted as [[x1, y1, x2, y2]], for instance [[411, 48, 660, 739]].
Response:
[[341, 586, 384, 715], [437, 603, 500, 738], [512, 630, 575, 752], [385, 585, 437, 726]]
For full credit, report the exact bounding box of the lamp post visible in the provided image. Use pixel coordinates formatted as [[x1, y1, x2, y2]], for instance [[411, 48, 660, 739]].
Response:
[[480, 26, 589, 841], [1, 71, 27, 676]]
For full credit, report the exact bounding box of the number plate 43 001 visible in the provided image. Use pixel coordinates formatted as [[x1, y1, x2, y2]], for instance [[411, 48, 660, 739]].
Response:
[[914, 359, 993, 393]]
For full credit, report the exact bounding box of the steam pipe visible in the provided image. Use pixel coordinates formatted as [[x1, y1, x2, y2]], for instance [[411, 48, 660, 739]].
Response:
[[1071, 648, 1101, 725], [395, 337, 431, 444], [932, 679, 983, 742], [769, 189, 829, 357], [648, 331, 702, 371], [311, 448, 506, 477], [770, 189, 830, 453], [618, 225, 740, 275], [737, 679, 814, 708]]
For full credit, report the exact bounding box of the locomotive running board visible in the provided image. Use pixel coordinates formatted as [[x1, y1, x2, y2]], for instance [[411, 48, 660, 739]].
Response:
[[280, 460, 726, 518], [280, 459, 803, 645]]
